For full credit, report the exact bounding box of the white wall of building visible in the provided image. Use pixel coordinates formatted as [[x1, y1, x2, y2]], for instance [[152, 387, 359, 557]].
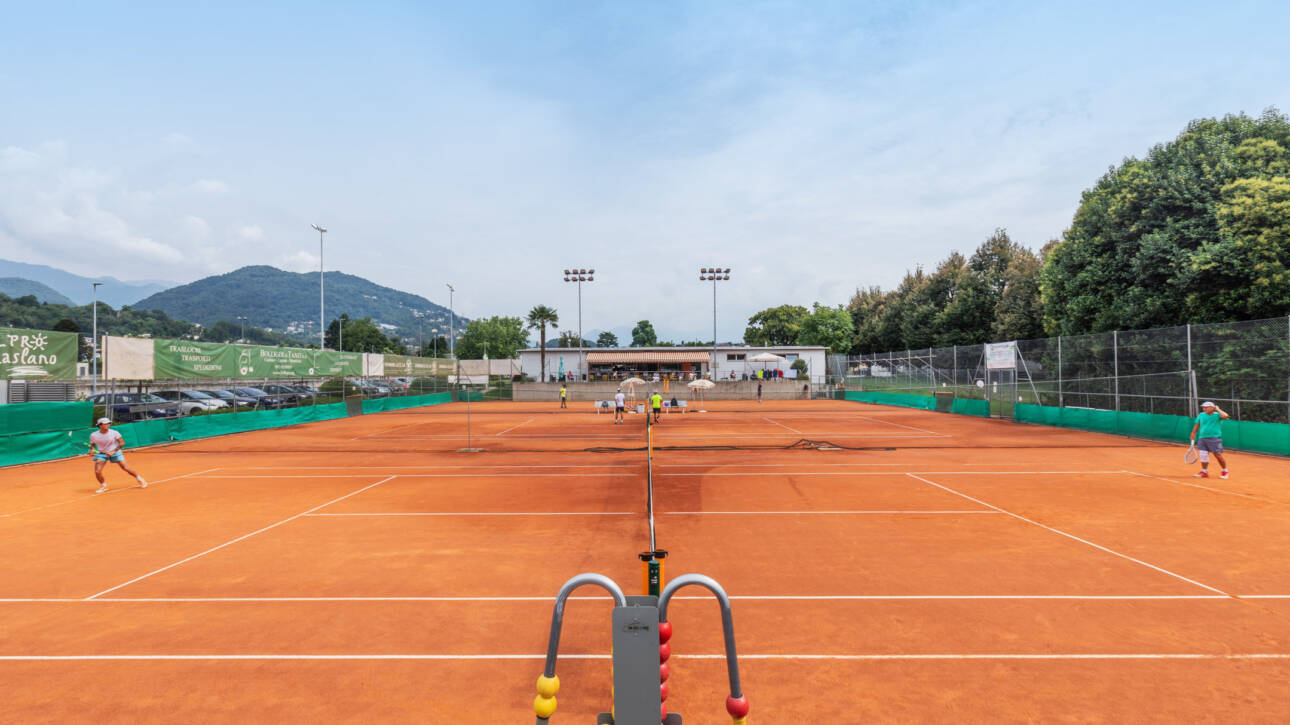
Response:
[[518, 346, 827, 382]]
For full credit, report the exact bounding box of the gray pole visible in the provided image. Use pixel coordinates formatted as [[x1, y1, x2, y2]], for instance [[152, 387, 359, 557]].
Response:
[[91, 282, 102, 394], [1057, 335, 1063, 409], [339, 316, 344, 352], [578, 279, 583, 380], [1113, 330, 1120, 412], [312, 224, 327, 348], [446, 284, 455, 358]]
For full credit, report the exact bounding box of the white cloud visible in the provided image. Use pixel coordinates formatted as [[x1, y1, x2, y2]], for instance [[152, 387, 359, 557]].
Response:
[[279, 250, 319, 272], [237, 224, 265, 241], [192, 179, 229, 194]]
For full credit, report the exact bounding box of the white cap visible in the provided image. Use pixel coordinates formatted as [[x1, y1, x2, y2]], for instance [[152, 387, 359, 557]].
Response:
[[96, 417, 112, 425], [1201, 401, 1216, 408]]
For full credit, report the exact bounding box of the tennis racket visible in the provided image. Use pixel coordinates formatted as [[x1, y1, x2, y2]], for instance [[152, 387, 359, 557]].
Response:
[[1184, 442, 1199, 465]]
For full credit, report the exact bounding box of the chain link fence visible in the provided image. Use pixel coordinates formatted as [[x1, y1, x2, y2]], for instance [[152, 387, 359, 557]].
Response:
[[829, 316, 1290, 423]]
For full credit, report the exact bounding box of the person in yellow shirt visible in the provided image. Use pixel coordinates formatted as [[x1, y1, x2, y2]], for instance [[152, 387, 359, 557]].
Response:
[[559, 384, 567, 408], [649, 391, 663, 423]]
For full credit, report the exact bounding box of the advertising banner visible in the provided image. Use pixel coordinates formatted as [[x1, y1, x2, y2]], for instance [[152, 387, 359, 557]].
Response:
[[154, 339, 364, 379], [0, 327, 78, 380], [984, 341, 1018, 370], [383, 354, 444, 377]]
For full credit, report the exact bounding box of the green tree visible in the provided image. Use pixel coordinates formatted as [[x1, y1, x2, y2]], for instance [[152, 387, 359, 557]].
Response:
[[992, 247, 1046, 341], [51, 317, 91, 362], [526, 305, 559, 382], [596, 331, 619, 347], [418, 336, 449, 357], [555, 331, 591, 347], [325, 315, 399, 353], [456, 316, 529, 359], [1041, 109, 1290, 334], [631, 320, 657, 347], [744, 305, 809, 346], [797, 303, 854, 353], [846, 286, 888, 353]]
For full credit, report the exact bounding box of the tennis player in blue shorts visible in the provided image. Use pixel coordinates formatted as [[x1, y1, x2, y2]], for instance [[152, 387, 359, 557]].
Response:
[[91, 418, 147, 493], [1189, 401, 1230, 479]]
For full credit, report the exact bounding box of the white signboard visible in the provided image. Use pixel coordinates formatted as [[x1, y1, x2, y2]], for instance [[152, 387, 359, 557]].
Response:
[[985, 341, 1017, 370]]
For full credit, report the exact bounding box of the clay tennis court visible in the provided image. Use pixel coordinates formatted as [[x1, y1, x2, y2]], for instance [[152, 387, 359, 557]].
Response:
[[5, 399, 1290, 723]]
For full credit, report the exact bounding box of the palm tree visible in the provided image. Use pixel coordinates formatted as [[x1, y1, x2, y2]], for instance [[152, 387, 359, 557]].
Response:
[[526, 305, 559, 381]]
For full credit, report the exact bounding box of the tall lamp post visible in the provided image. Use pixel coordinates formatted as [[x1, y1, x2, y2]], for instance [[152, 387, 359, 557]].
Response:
[[563, 268, 594, 380], [311, 224, 327, 348], [699, 267, 730, 379], [446, 283, 455, 358], [237, 316, 248, 343], [91, 282, 103, 394]]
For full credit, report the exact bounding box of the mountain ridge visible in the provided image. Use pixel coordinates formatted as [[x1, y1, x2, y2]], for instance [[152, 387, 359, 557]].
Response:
[[133, 265, 461, 343], [0, 277, 73, 305], [0, 259, 175, 307]]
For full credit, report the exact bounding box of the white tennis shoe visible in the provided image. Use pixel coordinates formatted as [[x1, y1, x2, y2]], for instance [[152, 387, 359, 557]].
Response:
[[138, 478, 148, 489], [95, 483, 108, 494]]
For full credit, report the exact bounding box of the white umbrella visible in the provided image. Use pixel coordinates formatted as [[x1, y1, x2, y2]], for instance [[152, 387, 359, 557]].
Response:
[[749, 352, 785, 362], [687, 377, 714, 412], [620, 377, 646, 409]]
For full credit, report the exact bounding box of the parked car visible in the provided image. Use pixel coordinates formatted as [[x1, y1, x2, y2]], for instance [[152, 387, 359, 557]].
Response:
[[229, 386, 289, 409], [386, 377, 412, 392], [154, 389, 228, 414], [282, 384, 318, 401], [260, 384, 305, 404], [199, 389, 259, 408], [357, 380, 391, 397], [86, 392, 173, 422]]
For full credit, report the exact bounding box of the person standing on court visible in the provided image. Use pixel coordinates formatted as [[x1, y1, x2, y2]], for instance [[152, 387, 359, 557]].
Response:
[[1190, 401, 1230, 479], [90, 418, 147, 493], [559, 383, 567, 408], [650, 390, 663, 423], [756, 381, 763, 404], [614, 388, 626, 424]]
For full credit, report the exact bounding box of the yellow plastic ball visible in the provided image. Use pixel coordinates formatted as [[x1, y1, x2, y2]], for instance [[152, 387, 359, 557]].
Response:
[[534, 695, 557, 719], [536, 675, 560, 698]]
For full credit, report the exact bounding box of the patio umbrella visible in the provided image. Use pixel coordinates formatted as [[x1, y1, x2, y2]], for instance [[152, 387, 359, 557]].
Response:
[[621, 377, 646, 407], [687, 377, 715, 412], [750, 352, 786, 378]]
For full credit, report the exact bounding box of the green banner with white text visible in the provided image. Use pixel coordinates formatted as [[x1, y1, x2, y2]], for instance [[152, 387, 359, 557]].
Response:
[[0, 327, 78, 380], [153, 339, 362, 379]]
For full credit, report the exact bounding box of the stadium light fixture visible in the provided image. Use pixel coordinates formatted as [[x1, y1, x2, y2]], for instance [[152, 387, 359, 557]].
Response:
[[563, 267, 595, 380], [698, 267, 731, 378], [446, 283, 455, 358], [237, 316, 248, 343]]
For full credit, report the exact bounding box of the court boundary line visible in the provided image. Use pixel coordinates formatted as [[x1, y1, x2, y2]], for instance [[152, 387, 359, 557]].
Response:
[[906, 473, 1231, 596], [82, 475, 400, 600], [1125, 470, 1289, 504], [0, 467, 222, 519], [853, 414, 947, 436], [8, 594, 1290, 603], [495, 418, 535, 436], [302, 512, 638, 517], [5, 653, 1290, 661], [663, 510, 1001, 515], [762, 417, 804, 434]]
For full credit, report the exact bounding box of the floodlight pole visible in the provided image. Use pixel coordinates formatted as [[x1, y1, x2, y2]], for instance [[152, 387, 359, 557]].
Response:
[[563, 268, 595, 381], [237, 316, 248, 343], [92, 282, 103, 394], [312, 224, 327, 349], [699, 267, 731, 379], [446, 284, 455, 358]]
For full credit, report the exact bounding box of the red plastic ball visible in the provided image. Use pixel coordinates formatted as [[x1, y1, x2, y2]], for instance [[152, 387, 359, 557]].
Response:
[[661, 703, 668, 721], [659, 662, 670, 682], [657, 621, 673, 643], [726, 695, 750, 718], [660, 682, 670, 701], [659, 643, 671, 662]]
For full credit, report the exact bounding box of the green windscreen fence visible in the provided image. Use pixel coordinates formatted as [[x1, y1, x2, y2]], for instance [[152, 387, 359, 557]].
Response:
[[844, 391, 991, 418], [1014, 404, 1290, 456], [0, 401, 93, 436], [1, 394, 455, 468]]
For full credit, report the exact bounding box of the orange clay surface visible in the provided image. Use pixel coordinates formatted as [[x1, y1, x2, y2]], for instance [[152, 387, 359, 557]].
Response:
[[5, 399, 1290, 723]]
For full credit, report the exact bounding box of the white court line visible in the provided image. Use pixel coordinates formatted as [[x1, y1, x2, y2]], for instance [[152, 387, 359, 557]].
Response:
[[195, 473, 639, 479], [659, 470, 1128, 476], [303, 512, 637, 517], [0, 468, 222, 519], [495, 418, 535, 436], [762, 417, 803, 434], [663, 510, 1002, 515], [237, 465, 640, 470], [83, 475, 399, 600], [6, 594, 1287, 603], [906, 473, 1231, 597], [1125, 470, 1287, 504], [4, 653, 1290, 661], [854, 414, 946, 436]]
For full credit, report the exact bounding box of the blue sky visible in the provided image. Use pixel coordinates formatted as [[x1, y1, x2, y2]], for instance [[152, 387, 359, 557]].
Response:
[[1, 0, 1287, 342]]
